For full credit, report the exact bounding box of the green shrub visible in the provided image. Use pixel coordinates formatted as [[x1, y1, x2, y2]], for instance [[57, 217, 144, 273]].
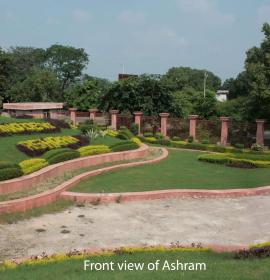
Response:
[[0, 161, 18, 170], [234, 143, 245, 149], [201, 139, 210, 145], [156, 139, 171, 146], [172, 136, 181, 141], [188, 136, 194, 143], [0, 167, 23, 181], [155, 132, 164, 139], [19, 158, 48, 175], [144, 132, 153, 137], [144, 137, 157, 143], [130, 123, 139, 135], [110, 141, 139, 152], [47, 150, 80, 165], [198, 154, 230, 164], [251, 143, 264, 152], [117, 127, 134, 140], [77, 145, 111, 157], [43, 148, 74, 161]]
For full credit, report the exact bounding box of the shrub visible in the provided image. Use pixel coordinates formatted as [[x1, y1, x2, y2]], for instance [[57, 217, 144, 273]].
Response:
[[226, 158, 257, 169], [131, 137, 142, 146], [110, 141, 139, 152], [198, 154, 229, 165], [47, 150, 80, 165], [188, 136, 194, 143], [234, 143, 245, 149], [117, 127, 134, 140], [144, 132, 153, 137], [45, 118, 70, 129], [43, 148, 75, 161], [156, 139, 171, 146], [155, 132, 164, 139], [172, 136, 181, 141], [106, 129, 119, 137], [130, 123, 139, 135], [235, 246, 270, 259], [144, 137, 157, 143], [251, 143, 264, 152], [0, 161, 19, 169], [77, 145, 111, 157], [19, 158, 49, 175], [0, 167, 23, 181], [0, 122, 58, 136], [201, 139, 210, 145], [85, 129, 100, 143]]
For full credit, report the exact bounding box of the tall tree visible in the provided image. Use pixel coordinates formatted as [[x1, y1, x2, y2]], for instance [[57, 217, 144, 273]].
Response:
[[46, 44, 89, 95]]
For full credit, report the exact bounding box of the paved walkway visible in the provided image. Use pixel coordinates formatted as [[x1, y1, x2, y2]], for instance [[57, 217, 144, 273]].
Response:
[[1, 195, 270, 261]]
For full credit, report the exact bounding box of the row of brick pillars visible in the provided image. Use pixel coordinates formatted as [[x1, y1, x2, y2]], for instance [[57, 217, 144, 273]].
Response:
[[69, 108, 266, 146]]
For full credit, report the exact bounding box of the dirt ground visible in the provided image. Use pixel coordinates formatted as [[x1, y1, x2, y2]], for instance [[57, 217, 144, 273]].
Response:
[[1, 195, 270, 261]]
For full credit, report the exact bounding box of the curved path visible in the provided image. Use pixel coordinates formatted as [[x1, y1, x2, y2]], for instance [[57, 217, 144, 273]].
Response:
[[0, 195, 270, 261]]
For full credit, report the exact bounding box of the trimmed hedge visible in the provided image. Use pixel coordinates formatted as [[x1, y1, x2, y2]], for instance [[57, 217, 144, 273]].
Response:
[[47, 150, 80, 165], [0, 167, 23, 181], [19, 158, 49, 175], [110, 140, 139, 152], [77, 145, 111, 157], [42, 148, 74, 161], [117, 127, 134, 140], [198, 153, 270, 168]]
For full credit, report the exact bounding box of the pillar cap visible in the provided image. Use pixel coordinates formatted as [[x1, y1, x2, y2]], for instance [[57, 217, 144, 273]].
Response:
[[256, 119, 265, 123], [69, 108, 77, 112], [134, 111, 143, 116], [110, 110, 119, 114], [159, 113, 170, 117], [88, 108, 98, 113], [188, 115, 198, 120], [220, 116, 230, 121]]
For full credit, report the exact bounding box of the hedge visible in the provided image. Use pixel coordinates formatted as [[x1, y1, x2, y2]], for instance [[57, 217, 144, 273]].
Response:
[[47, 150, 80, 165], [19, 158, 49, 175], [117, 127, 134, 140], [0, 167, 23, 181], [42, 148, 75, 161], [110, 140, 139, 152], [77, 145, 111, 157]]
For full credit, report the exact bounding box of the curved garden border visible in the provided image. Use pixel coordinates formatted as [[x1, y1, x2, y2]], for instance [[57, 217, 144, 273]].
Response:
[[0, 145, 168, 214], [0, 144, 150, 195]]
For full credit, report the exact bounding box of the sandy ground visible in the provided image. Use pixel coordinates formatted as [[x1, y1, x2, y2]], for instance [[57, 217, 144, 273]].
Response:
[[1, 196, 270, 261]]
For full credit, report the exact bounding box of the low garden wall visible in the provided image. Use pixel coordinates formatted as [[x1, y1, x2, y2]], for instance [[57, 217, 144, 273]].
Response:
[[0, 144, 150, 195], [0, 145, 167, 214]]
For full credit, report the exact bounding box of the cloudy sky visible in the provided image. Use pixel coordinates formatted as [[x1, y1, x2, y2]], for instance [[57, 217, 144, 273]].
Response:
[[0, 0, 269, 81]]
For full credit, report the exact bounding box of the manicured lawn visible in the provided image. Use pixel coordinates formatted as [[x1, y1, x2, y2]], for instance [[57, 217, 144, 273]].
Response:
[[1, 250, 269, 279], [0, 128, 80, 163], [0, 116, 44, 123], [72, 149, 270, 192]]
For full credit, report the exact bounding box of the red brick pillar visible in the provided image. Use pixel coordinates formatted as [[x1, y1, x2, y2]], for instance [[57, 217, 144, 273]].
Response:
[[256, 119, 265, 146], [189, 115, 198, 140], [159, 113, 170, 138], [89, 109, 98, 122], [220, 117, 230, 146], [110, 110, 119, 130], [69, 108, 77, 126], [134, 112, 143, 135]]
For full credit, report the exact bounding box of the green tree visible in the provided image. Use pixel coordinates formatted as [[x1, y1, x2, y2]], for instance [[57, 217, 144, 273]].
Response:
[[46, 44, 89, 95], [8, 69, 61, 102], [245, 23, 270, 120]]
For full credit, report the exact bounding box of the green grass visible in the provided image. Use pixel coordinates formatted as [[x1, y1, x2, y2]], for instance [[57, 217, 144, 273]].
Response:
[[0, 199, 74, 224], [0, 128, 80, 163], [72, 150, 270, 193], [91, 135, 124, 146], [1, 250, 270, 279]]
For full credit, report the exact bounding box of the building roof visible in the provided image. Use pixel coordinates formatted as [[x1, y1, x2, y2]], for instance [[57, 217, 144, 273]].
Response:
[[3, 102, 64, 111]]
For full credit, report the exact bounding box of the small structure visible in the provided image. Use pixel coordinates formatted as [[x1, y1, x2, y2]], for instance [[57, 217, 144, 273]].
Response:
[[216, 90, 228, 102], [118, 74, 138, 81], [2, 102, 64, 119]]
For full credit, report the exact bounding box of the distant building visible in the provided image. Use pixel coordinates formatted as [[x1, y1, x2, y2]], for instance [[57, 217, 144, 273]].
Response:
[[2, 102, 64, 119], [118, 74, 138, 81], [216, 90, 228, 102]]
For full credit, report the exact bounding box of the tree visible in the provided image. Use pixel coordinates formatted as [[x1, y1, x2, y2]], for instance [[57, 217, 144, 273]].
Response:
[[245, 23, 270, 120], [162, 67, 221, 92], [222, 71, 249, 99], [8, 69, 61, 102], [0, 49, 13, 104], [65, 79, 103, 111], [46, 44, 89, 95], [100, 75, 171, 115]]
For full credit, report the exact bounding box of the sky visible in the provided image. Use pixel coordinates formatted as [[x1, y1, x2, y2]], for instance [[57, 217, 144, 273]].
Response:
[[0, 0, 269, 82]]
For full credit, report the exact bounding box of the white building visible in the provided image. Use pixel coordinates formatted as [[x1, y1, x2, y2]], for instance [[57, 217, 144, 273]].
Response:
[[216, 90, 228, 102]]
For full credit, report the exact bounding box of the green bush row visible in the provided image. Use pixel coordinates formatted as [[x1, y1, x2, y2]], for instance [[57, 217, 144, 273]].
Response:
[[110, 140, 139, 152], [0, 161, 23, 181]]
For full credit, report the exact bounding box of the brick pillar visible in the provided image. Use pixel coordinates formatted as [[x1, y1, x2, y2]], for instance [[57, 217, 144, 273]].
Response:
[[220, 117, 230, 146], [110, 110, 119, 130], [159, 113, 170, 138], [256, 119, 265, 146], [134, 112, 143, 136], [69, 108, 77, 126], [89, 108, 98, 122], [189, 115, 198, 140]]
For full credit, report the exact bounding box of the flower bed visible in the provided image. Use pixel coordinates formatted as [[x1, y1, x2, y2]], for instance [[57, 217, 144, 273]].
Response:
[[0, 122, 59, 136], [17, 135, 89, 156]]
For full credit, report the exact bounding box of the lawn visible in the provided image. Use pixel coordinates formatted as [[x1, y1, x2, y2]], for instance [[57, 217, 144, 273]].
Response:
[[0, 128, 80, 163], [0, 250, 269, 280], [72, 149, 270, 192]]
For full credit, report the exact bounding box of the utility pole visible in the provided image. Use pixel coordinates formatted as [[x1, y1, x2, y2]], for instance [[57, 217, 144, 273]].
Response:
[[203, 72, 208, 98]]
